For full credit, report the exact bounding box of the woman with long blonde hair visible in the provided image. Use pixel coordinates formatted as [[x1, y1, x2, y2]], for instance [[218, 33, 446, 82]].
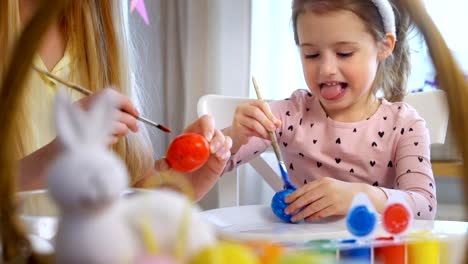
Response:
[[0, 0, 232, 201]]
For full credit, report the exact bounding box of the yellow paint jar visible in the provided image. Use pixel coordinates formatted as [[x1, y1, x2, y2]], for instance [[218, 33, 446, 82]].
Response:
[[407, 231, 439, 264]]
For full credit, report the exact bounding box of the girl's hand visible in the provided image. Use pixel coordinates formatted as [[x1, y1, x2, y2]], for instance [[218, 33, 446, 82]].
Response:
[[77, 88, 139, 145], [230, 100, 281, 152], [284, 177, 364, 222], [155, 115, 232, 201]]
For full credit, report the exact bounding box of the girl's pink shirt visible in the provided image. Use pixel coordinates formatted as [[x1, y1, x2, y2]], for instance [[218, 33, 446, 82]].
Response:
[[226, 90, 436, 220]]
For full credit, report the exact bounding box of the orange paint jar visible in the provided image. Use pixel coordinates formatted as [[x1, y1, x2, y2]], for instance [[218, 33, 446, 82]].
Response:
[[374, 236, 405, 264]]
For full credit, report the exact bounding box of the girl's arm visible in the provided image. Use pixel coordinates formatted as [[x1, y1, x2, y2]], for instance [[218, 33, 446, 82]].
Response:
[[361, 183, 392, 213], [378, 118, 436, 219], [284, 106, 435, 221]]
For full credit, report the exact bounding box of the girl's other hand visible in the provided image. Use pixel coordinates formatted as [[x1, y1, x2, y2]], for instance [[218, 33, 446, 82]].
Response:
[[77, 88, 139, 145], [284, 177, 364, 222], [231, 100, 281, 151]]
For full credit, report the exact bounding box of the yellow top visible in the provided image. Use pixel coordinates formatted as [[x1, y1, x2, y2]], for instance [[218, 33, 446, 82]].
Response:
[[23, 48, 83, 156]]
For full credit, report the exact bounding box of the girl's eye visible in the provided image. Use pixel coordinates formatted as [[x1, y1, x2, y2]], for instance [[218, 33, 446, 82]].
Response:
[[304, 54, 319, 59], [337, 52, 353, 57]]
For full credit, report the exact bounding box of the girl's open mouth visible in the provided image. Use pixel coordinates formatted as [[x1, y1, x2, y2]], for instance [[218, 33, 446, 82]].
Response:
[[320, 82, 348, 100]]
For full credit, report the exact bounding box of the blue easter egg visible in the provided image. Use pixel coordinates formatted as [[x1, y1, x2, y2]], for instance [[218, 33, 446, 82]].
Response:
[[271, 189, 296, 223], [346, 205, 376, 237]]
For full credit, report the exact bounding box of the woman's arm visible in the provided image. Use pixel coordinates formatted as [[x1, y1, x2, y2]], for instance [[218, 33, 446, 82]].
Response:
[[136, 115, 233, 201], [18, 89, 141, 191], [17, 139, 62, 191]]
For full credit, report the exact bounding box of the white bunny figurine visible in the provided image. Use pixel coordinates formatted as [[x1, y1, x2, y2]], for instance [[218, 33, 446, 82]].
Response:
[[47, 90, 137, 264], [123, 189, 217, 260], [47, 90, 217, 263]]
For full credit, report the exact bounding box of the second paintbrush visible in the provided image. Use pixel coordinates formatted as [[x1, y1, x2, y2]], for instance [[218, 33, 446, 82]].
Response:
[[251, 77, 295, 190], [32, 65, 171, 133]]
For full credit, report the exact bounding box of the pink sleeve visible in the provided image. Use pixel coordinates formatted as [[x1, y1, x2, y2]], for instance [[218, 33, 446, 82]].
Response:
[[380, 114, 436, 219], [224, 91, 304, 172], [224, 136, 271, 172]]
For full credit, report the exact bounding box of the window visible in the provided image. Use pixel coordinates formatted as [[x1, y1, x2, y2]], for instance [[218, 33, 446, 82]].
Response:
[[250, 0, 468, 99], [250, 0, 306, 99]]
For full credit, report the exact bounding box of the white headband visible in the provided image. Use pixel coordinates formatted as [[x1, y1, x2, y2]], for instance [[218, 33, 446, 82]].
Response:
[[370, 0, 396, 37]]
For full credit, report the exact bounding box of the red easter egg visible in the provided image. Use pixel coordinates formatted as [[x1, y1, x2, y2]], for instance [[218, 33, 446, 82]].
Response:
[[166, 133, 210, 172], [382, 203, 411, 235]]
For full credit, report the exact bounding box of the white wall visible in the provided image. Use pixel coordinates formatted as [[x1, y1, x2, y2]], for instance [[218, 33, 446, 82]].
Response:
[[188, 0, 252, 210], [126, 0, 167, 157]]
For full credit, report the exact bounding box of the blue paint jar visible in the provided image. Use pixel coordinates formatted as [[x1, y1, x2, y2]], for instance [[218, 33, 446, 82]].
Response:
[[338, 238, 371, 263], [346, 193, 377, 238]]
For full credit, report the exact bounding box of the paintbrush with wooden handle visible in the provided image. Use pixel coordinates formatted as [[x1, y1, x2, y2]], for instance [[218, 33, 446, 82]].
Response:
[[32, 65, 171, 133], [252, 76, 295, 189]]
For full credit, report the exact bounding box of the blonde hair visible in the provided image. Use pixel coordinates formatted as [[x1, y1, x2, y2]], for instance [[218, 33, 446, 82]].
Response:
[[399, 1, 468, 210], [1, 0, 153, 185], [399, 0, 468, 256], [291, 0, 411, 102], [0, 1, 20, 74], [1, 0, 70, 260]]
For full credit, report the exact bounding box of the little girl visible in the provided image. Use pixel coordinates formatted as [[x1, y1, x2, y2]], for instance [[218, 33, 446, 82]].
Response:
[[223, 0, 436, 220]]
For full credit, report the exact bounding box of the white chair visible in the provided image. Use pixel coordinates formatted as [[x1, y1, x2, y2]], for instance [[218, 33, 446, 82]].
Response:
[[197, 90, 452, 207], [197, 95, 283, 207], [402, 89, 449, 145], [403, 90, 462, 177]]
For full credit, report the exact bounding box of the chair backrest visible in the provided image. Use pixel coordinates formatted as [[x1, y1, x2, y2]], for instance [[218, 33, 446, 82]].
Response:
[[402, 89, 449, 144], [197, 90, 450, 207], [197, 94, 282, 207], [197, 94, 253, 129]]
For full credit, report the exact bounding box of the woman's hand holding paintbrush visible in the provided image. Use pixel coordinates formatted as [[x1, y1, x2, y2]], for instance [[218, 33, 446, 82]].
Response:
[[32, 65, 171, 145], [77, 88, 143, 144]]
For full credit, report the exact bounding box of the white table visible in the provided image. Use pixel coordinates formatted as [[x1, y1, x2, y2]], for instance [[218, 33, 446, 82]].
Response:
[[201, 204, 468, 263]]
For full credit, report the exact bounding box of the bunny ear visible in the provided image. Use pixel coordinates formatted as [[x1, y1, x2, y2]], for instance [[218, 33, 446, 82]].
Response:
[[54, 89, 88, 149], [85, 88, 119, 146]]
